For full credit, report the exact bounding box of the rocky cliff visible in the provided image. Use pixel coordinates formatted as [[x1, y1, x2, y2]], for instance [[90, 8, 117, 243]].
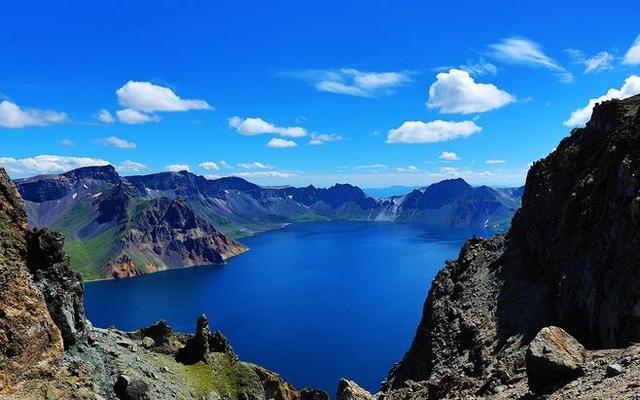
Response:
[[0, 166, 327, 399], [360, 94, 640, 398]]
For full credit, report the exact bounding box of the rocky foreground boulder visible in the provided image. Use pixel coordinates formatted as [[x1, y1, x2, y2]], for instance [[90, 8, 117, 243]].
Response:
[[0, 166, 327, 400], [370, 94, 640, 398]]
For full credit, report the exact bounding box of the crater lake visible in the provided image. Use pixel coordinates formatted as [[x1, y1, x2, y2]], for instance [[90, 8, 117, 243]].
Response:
[[84, 221, 485, 394]]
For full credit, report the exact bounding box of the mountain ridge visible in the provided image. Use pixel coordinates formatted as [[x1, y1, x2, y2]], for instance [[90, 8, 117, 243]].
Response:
[[15, 168, 522, 280]]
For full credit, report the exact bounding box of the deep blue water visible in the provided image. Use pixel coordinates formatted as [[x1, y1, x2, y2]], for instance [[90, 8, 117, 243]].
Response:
[[84, 221, 479, 395]]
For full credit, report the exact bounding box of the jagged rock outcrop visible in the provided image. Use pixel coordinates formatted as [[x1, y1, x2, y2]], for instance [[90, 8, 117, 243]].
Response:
[[25, 227, 86, 348], [0, 168, 64, 395], [526, 326, 585, 393], [176, 314, 236, 364], [337, 379, 374, 400], [379, 95, 640, 399]]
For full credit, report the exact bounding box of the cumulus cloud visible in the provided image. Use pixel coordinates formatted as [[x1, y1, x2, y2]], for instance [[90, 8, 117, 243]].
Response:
[[439, 151, 461, 161], [564, 75, 640, 127], [116, 81, 212, 113], [309, 133, 343, 145], [97, 109, 116, 123], [116, 109, 157, 124], [565, 49, 614, 74], [387, 120, 482, 144], [284, 68, 412, 98], [96, 136, 137, 149], [232, 171, 295, 179], [165, 164, 190, 172], [229, 116, 307, 137], [427, 69, 515, 114], [218, 160, 231, 169], [489, 37, 573, 83], [485, 159, 506, 164], [199, 161, 220, 170], [0, 100, 68, 128], [237, 162, 272, 169], [0, 155, 110, 175], [267, 138, 297, 148], [117, 160, 147, 173], [623, 35, 640, 65]]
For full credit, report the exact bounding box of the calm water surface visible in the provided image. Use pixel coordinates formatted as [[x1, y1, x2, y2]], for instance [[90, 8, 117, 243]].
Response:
[[85, 221, 482, 394]]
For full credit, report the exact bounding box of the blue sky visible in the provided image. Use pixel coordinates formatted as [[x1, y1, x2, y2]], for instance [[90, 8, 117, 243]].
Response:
[[1, 1, 640, 187]]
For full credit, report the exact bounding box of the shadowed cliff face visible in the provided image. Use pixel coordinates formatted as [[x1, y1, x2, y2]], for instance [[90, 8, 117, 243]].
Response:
[[383, 94, 640, 397], [0, 169, 64, 394]]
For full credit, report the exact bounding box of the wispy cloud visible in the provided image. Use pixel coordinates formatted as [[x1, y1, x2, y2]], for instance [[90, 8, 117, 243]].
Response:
[[95, 136, 137, 149], [237, 162, 272, 169], [485, 159, 506, 164], [565, 49, 614, 74], [60, 139, 76, 146], [233, 171, 295, 179], [96, 109, 116, 123], [116, 109, 158, 124], [387, 120, 482, 144], [117, 160, 147, 173], [459, 58, 498, 76], [0, 100, 68, 128], [427, 69, 515, 114], [283, 68, 412, 98], [355, 164, 389, 170], [309, 133, 343, 145], [488, 37, 573, 83]]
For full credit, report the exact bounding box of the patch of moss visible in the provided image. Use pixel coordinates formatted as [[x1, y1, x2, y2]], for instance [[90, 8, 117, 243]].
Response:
[[209, 354, 259, 399], [154, 354, 214, 397]]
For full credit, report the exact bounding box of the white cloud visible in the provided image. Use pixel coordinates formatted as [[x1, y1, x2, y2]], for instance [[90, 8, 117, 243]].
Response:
[[165, 164, 190, 172], [427, 69, 515, 114], [218, 160, 231, 169], [60, 139, 75, 146], [229, 116, 307, 137], [237, 162, 272, 169], [0, 100, 68, 128], [566, 49, 614, 74], [97, 109, 116, 123], [564, 75, 640, 127], [485, 159, 506, 164], [116, 81, 212, 113], [116, 109, 157, 124], [623, 35, 640, 65], [233, 171, 295, 179], [309, 133, 343, 145], [97, 136, 137, 149], [117, 160, 147, 173], [489, 37, 573, 83], [285, 68, 412, 98], [387, 120, 482, 144], [199, 161, 220, 171], [267, 138, 297, 148], [0, 155, 110, 175], [439, 151, 460, 161]]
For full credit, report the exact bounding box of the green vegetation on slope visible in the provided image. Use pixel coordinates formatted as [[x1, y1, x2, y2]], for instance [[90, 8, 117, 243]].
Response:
[[62, 225, 122, 280]]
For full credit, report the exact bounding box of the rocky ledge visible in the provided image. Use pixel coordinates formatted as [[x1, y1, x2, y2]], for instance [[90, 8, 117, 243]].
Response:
[[337, 94, 640, 399], [0, 166, 325, 399]]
